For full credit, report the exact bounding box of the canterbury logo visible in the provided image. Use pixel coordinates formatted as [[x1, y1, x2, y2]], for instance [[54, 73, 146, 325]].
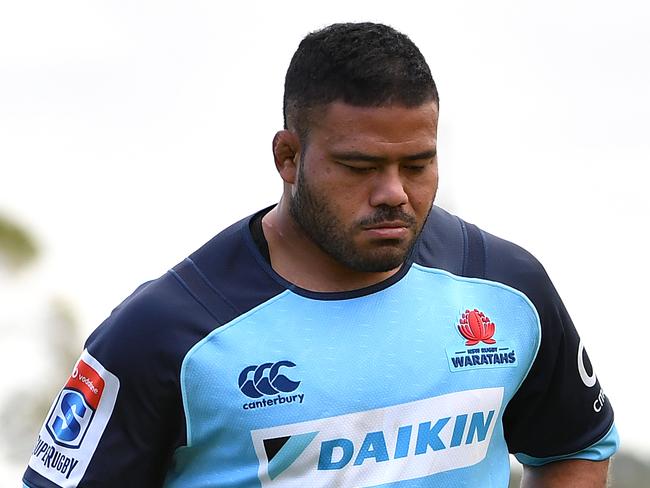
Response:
[[238, 361, 301, 398]]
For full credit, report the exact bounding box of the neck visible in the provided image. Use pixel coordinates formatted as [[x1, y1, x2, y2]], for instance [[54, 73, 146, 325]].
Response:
[[262, 199, 401, 292]]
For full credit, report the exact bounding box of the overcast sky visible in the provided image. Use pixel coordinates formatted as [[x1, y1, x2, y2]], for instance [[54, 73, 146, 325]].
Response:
[[1, 0, 649, 481]]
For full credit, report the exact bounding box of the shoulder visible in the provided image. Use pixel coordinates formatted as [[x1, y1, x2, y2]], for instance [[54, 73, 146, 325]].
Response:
[[84, 214, 254, 374], [416, 206, 554, 303], [86, 208, 284, 374], [480, 227, 559, 311], [85, 271, 216, 379]]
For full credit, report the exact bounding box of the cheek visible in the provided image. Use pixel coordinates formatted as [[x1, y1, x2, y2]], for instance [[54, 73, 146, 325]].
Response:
[[410, 177, 438, 210]]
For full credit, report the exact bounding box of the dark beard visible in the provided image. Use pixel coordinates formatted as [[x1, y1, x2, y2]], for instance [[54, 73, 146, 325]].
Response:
[[288, 168, 422, 273]]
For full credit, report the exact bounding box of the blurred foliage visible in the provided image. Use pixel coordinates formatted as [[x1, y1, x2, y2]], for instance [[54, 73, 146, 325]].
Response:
[[610, 452, 650, 487], [0, 213, 38, 271], [0, 212, 81, 468], [0, 297, 82, 464], [508, 453, 650, 487]]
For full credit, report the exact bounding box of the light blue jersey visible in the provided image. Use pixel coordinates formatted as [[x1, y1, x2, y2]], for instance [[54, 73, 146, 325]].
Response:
[[24, 207, 618, 487]]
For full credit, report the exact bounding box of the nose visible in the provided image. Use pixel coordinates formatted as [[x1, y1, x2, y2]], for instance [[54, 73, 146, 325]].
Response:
[[368, 166, 408, 208]]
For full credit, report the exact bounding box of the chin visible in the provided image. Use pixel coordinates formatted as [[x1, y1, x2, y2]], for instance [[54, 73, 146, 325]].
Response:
[[347, 248, 410, 273]]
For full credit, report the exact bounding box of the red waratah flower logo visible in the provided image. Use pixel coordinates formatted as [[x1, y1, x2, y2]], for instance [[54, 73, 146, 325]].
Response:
[[457, 309, 496, 346]]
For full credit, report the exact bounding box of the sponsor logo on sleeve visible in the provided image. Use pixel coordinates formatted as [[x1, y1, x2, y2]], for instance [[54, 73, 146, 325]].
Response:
[[446, 309, 518, 372], [28, 350, 119, 487], [250, 388, 504, 487], [577, 339, 608, 412], [577, 340, 597, 388], [45, 358, 105, 448]]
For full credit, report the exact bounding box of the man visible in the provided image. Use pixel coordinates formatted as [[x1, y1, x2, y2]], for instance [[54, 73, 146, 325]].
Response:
[[23, 22, 617, 488]]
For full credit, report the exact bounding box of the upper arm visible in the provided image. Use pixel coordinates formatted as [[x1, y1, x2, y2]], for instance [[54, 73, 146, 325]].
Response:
[[521, 459, 610, 488], [22, 278, 193, 487], [480, 231, 619, 462]]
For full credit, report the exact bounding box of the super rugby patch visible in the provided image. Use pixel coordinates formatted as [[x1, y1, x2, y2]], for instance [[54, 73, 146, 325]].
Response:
[[28, 350, 119, 486]]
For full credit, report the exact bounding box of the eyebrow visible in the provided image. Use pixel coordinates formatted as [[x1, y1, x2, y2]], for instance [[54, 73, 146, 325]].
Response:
[[330, 149, 437, 163]]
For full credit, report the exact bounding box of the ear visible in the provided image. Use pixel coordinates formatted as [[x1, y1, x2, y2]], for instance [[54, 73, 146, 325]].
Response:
[[272, 130, 301, 184]]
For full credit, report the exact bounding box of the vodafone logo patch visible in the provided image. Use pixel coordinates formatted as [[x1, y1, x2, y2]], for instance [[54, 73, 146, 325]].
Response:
[[67, 360, 105, 409]]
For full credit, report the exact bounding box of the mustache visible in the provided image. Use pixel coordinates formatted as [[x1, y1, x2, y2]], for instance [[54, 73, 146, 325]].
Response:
[[357, 206, 417, 227]]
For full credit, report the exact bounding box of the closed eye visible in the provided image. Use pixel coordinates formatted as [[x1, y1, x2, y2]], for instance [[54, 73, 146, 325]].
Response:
[[402, 159, 434, 173], [403, 165, 427, 172], [337, 162, 377, 173]]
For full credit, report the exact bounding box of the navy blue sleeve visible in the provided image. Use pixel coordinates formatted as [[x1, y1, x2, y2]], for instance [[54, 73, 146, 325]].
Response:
[[22, 273, 214, 487], [481, 231, 616, 460]]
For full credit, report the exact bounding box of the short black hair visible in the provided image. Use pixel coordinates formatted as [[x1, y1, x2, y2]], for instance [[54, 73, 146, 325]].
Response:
[[283, 22, 438, 139]]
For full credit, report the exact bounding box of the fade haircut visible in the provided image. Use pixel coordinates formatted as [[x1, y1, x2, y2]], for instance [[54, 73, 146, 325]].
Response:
[[283, 22, 438, 141]]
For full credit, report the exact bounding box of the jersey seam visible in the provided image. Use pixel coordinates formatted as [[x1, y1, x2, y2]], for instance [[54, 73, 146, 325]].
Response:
[[169, 268, 222, 323], [186, 257, 241, 316], [178, 289, 292, 447], [478, 227, 487, 276], [459, 217, 470, 276]]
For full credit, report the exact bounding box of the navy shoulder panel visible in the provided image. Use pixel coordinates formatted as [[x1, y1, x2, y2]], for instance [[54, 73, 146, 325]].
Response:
[[414, 206, 486, 278], [85, 210, 284, 407], [182, 211, 287, 319], [414, 206, 466, 275], [417, 206, 553, 288], [416, 206, 583, 324]]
